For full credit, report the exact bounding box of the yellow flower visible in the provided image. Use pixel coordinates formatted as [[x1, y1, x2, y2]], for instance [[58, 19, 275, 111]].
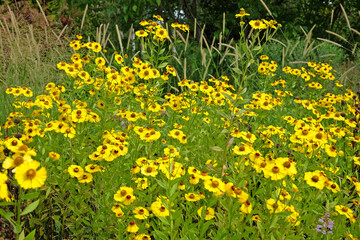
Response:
[[111, 203, 123, 214], [335, 205, 353, 218], [15, 161, 47, 189], [178, 182, 185, 190], [77, 173, 93, 183], [235, 8, 250, 18], [263, 163, 287, 181], [185, 193, 203, 202], [325, 144, 338, 157], [0, 173, 11, 202], [85, 164, 101, 173], [49, 152, 60, 160], [266, 198, 285, 214], [136, 30, 148, 38], [136, 234, 151, 240], [154, 28, 169, 41], [126, 221, 139, 233], [68, 165, 84, 178], [141, 164, 158, 177], [3, 153, 31, 170], [233, 144, 253, 155], [114, 187, 134, 202], [133, 207, 149, 219], [304, 170, 326, 190], [134, 177, 148, 190], [204, 177, 225, 194], [197, 207, 215, 220], [240, 200, 252, 214], [249, 20, 267, 29], [151, 201, 169, 217]]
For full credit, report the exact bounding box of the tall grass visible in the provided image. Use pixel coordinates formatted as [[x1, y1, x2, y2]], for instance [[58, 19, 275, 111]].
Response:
[[0, 6, 72, 122]]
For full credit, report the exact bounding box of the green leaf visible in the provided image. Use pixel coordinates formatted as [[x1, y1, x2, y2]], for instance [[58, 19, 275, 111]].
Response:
[[132, 5, 137, 11], [22, 192, 40, 200], [156, 0, 161, 6], [21, 200, 39, 216], [221, 92, 234, 103], [232, 68, 242, 75], [269, 215, 279, 229], [154, 230, 168, 239], [257, 222, 265, 239], [200, 219, 214, 236], [14, 223, 23, 234], [154, 178, 167, 190], [253, 46, 262, 51], [170, 182, 178, 197], [0, 201, 15, 206], [238, 87, 247, 95], [210, 146, 223, 152], [157, 61, 168, 69], [18, 230, 25, 240], [157, 216, 170, 225], [0, 208, 15, 224]]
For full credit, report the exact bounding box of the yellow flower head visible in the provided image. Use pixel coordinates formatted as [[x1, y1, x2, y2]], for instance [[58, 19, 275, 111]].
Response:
[[235, 8, 250, 18], [15, 161, 47, 189]]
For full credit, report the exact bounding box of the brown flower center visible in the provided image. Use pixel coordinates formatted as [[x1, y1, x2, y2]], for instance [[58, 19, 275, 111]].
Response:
[[311, 176, 319, 182], [26, 169, 36, 179]]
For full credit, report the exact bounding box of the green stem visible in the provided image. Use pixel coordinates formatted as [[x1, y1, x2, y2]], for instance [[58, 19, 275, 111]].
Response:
[[15, 187, 22, 240]]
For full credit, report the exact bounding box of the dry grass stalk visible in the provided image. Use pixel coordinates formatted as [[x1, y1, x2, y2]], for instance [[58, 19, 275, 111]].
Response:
[[317, 37, 345, 49], [326, 30, 349, 43], [183, 58, 187, 79], [339, 65, 356, 82], [127, 24, 133, 51], [115, 25, 124, 55], [80, 4, 88, 30], [260, 0, 274, 18], [202, 58, 211, 81], [340, 4, 351, 30]]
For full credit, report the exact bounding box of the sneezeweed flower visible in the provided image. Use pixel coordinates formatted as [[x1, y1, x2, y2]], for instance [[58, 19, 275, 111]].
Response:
[[114, 187, 134, 202], [49, 152, 60, 160], [304, 170, 327, 190], [0, 173, 11, 202], [240, 200, 252, 214], [263, 163, 287, 181], [136, 234, 151, 240], [252, 215, 261, 222], [249, 20, 267, 30], [15, 161, 47, 189], [233, 144, 253, 155], [126, 221, 139, 233], [335, 205, 353, 218], [185, 193, 204, 202], [197, 207, 215, 220], [133, 207, 149, 219], [178, 182, 185, 190], [141, 164, 158, 177], [85, 164, 102, 173], [111, 203, 123, 214], [266, 198, 285, 214], [3, 153, 31, 170], [204, 177, 225, 195], [235, 8, 250, 18], [68, 165, 84, 178], [135, 177, 149, 190], [77, 173, 93, 184], [325, 144, 338, 157], [123, 194, 136, 205], [151, 201, 169, 217]]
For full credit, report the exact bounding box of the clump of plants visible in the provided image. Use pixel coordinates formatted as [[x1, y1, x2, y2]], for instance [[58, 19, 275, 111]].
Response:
[[1, 10, 360, 240]]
